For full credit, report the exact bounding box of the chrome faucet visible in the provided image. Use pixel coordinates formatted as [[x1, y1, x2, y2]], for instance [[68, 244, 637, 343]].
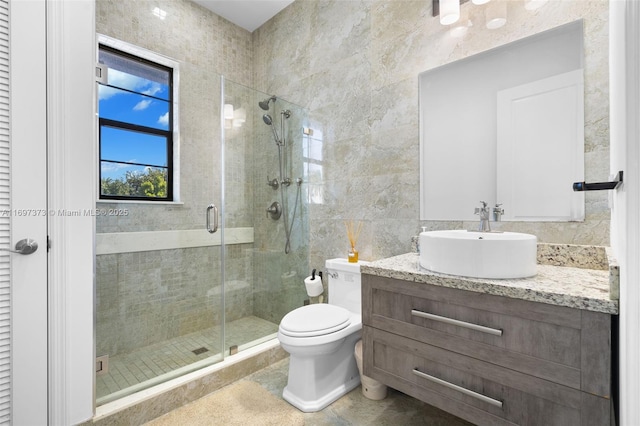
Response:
[[493, 203, 504, 222], [474, 201, 491, 232]]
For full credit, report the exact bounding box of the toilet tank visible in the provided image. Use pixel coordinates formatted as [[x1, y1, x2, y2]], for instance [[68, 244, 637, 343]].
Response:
[[325, 258, 370, 314]]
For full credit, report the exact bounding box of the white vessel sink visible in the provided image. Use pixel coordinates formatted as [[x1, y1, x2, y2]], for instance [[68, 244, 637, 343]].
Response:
[[419, 230, 537, 279]]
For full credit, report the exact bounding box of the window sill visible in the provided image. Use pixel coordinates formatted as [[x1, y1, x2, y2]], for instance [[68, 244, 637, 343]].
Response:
[[97, 199, 185, 206]]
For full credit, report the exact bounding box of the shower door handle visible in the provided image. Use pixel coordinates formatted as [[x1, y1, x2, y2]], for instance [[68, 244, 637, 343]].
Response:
[[206, 204, 218, 234]]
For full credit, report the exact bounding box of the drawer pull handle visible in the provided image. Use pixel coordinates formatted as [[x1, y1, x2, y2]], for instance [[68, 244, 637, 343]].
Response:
[[412, 369, 503, 409], [411, 309, 503, 337]]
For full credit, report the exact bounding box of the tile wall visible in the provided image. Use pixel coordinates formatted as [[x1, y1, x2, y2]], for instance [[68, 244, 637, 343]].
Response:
[[252, 0, 610, 269]]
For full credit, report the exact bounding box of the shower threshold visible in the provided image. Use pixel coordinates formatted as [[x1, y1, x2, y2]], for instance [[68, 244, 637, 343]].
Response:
[[96, 316, 278, 405]]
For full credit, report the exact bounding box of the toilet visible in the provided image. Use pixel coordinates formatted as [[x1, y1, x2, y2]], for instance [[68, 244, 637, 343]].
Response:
[[277, 258, 369, 412]]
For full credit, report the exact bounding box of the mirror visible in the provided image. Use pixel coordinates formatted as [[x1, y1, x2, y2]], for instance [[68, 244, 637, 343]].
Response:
[[419, 20, 585, 222]]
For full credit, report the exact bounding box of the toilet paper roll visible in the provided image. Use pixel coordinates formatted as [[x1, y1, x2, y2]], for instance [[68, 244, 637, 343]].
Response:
[[304, 276, 324, 297]]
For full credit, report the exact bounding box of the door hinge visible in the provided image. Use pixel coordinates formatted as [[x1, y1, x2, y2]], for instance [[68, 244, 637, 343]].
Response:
[[47, 235, 51, 252], [96, 355, 109, 376]]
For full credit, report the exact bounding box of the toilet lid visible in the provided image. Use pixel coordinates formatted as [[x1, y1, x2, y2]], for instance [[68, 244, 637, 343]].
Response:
[[279, 304, 351, 337]]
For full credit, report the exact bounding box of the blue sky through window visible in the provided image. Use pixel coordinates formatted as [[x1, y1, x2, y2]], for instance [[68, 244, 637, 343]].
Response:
[[99, 84, 169, 130], [98, 49, 171, 183], [100, 127, 167, 179]]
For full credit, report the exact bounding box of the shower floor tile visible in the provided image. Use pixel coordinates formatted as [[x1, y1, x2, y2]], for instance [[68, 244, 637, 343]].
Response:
[[96, 316, 279, 403]]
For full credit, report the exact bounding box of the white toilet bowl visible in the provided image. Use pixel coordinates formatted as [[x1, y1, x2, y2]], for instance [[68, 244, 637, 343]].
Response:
[[277, 259, 368, 413], [278, 307, 362, 412]]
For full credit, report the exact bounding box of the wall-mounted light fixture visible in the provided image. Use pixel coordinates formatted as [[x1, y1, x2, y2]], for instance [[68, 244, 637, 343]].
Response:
[[434, 0, 520, 30], [433, 0, 469, 17], [224, 104, 246, 129], [224, 104, 234, 120], [224, 103, 234, 129], [232, 107, 246, 128], [449, 6, 473, 38], [439, 0, 461, 25]]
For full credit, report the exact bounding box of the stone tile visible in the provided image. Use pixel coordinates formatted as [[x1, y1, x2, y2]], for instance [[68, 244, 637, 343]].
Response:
[[240, 358, 473, 426], [96, 316, 278, 403]]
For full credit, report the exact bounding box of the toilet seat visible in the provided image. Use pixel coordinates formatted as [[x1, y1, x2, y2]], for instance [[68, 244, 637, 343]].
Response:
[[279, 304, 351, 337]]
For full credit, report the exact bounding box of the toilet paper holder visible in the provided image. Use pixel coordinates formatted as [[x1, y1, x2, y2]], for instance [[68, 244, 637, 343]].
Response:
[[305, 269, 324, 298]]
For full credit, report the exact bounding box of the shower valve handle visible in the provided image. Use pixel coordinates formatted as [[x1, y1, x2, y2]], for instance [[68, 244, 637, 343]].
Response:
[[266, 201, 282, 220], [267, 176, 279, 189]]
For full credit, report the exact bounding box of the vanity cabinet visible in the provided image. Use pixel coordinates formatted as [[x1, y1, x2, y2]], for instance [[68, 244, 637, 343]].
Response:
[[362, 274, 613, 426]]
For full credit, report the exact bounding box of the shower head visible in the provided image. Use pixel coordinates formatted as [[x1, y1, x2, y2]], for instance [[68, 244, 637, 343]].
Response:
[[262, 114, 273, 125], [259, 96, 277, 111]]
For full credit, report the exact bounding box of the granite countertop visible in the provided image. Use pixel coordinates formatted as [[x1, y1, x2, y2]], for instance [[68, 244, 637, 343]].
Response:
[[361, 251, 619, 315]]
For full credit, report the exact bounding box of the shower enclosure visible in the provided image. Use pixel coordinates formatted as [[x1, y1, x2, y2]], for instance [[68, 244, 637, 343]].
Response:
[[94, 76, 309, 405]]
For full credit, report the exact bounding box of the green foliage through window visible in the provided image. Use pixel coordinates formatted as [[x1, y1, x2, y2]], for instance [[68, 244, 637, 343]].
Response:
[[101, 168, 168, 198]]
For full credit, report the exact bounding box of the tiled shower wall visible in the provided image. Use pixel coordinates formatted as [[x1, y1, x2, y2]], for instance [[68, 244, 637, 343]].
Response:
[[251, 0, 611, 269], [95, 0, 256, 357], [96, 247, 244, 356], [224, 80, 310, 327], [249, 96, 311, 323]]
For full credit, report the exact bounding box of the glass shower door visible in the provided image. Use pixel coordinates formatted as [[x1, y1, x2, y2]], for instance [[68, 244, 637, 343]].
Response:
[[94, 70, 311, 406], [94, 62, 225, 405]]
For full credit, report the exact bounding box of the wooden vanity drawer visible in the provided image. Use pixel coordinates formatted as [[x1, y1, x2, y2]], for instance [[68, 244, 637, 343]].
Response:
[[362, 274, 611, 396], [363, 327, 611, 426]]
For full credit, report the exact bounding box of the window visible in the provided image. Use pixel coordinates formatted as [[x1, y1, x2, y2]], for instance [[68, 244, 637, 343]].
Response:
[[98, 43, 176, 201]]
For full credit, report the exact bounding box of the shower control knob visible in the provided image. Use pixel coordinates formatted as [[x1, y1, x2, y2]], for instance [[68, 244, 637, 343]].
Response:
[[267, 176, 279, 189], [266, 202, 282, 220]]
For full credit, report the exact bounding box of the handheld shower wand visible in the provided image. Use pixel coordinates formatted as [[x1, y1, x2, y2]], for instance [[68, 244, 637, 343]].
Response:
[[262, 114, 282, 145]]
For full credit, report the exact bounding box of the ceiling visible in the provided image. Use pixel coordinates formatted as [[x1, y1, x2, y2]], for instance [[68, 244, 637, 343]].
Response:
[[192, 0, 295, 32]]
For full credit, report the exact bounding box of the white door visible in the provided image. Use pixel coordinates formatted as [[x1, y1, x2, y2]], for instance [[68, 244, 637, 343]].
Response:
[[610, 1, 640, 423], [7, 0, 49, 424], [496, 70, 585, 222]]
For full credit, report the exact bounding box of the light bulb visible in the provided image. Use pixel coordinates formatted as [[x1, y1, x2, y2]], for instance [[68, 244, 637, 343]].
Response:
[[439, 0, 460, 25]]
